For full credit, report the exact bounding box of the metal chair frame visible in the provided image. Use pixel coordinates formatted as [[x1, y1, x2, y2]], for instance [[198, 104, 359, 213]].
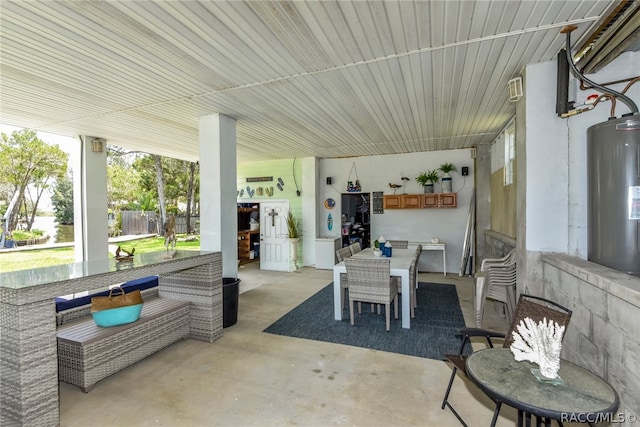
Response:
[[441, 294, 572, 427]]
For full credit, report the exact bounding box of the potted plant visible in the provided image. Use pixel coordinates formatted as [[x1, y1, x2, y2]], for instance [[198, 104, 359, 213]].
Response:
[[415, 169, 440, 193], [285, 211, 302, 270], [285, 211, 302, 239], [439, 162, 457, 193]]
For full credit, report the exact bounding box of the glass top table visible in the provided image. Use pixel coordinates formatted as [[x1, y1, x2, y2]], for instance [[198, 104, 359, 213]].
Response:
[[466, 348, 619, 425]]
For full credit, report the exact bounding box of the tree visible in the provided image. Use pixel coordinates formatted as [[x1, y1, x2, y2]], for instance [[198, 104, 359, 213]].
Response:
[[127, 152, 201, 235], [185, 161, 198, 233], [51, 172, 74, 224], [0, 181, 14, 215], [136, 190, 158, 213], [107, 147, 142, 211], [154, 154, 168, 234], [0, 129, 68, 230], [159, 157, 199, 232], [107, 161, 141, 211]]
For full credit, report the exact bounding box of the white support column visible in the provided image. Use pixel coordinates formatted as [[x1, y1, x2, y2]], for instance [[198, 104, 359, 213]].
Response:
[[199, 113, 238, 279], [301, 157, 318, 267], [73, 136, 109, 262]]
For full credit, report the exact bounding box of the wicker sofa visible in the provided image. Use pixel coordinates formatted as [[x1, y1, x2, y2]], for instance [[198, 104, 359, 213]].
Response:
[[55, 277, 191, 392]]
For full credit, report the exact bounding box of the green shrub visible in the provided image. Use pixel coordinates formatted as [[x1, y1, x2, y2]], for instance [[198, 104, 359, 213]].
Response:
[[12, 229, 44, 240]]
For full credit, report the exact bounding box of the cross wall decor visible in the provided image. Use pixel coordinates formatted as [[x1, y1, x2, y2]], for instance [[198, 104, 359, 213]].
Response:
[[268, 209, 278, 227]]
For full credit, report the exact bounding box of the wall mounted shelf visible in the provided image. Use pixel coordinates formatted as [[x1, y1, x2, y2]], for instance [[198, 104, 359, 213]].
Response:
[[383, 193, 457, 209]]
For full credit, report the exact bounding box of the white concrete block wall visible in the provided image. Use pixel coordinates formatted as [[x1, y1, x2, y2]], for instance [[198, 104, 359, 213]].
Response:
[[542, 257, 640, 425]]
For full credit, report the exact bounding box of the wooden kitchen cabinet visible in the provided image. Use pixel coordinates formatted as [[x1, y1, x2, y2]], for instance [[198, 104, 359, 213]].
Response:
[[401, 194, 421, 208], [422, 193, 439, 208], [422, 193, 457, 208], [440, 193, 457, 208], [384, 194, 424, 209], [384, 193, 457, 209], [383, 195, 402, 209]]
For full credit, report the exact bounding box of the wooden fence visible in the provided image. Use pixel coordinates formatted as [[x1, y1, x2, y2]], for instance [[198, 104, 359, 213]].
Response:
[[120, 211, 199, 236]]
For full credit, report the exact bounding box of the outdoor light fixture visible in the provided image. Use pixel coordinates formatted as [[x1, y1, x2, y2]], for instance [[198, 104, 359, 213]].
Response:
[[92, 138, 106, 152], [508, 77, 523, 102]]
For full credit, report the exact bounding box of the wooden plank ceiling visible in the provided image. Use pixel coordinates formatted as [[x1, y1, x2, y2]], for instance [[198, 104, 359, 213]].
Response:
[[0, 1, 613, 163]]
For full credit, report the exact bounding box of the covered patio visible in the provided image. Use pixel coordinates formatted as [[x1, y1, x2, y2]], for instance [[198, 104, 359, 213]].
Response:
[[58, 264, 516, 426], [1, 1, 640, 425]]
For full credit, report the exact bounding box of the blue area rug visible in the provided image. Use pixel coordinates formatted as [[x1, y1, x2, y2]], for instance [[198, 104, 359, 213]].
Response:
[[264, 282, 470, 360]]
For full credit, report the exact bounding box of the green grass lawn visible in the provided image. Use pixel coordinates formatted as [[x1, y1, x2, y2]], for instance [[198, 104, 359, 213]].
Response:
[[0, 236, 201, 273]]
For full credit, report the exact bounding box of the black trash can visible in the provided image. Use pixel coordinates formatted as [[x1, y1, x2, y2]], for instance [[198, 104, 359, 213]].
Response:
[[222, 277, 240, 328]]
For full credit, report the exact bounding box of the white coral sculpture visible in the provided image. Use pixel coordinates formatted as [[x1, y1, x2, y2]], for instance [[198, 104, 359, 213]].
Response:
[[510, 317, 565, 379]]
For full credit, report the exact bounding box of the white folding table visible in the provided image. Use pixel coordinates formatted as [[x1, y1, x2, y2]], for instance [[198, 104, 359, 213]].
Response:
[[412, 242, 446, 275]]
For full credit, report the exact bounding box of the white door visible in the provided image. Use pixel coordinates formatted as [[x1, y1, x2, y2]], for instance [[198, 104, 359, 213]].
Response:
[[260, 201, 290, 271]]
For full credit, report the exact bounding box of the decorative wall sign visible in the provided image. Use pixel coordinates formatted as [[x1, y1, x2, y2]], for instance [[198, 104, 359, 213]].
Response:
[[246, 176, 273, 182], [372, 191, 384, 214], [324, 198, 335, 209], [328, 213, 333, 231]]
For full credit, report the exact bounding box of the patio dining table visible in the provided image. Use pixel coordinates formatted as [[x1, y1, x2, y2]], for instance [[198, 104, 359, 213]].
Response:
[[333, 246, 416, 329]]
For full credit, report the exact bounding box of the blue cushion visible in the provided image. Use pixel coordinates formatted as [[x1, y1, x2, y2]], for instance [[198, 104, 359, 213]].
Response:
[[55, 276, 158, 312], [121, 276, 158, 291], [55, 289, 110, 312]]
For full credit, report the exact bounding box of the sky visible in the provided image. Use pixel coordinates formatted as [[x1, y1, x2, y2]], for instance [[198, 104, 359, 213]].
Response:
[[1, 124, 78, 212], [0, 123, 78, 156]]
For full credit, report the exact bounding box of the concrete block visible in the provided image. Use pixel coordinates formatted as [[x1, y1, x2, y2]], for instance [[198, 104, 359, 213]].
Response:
[[607, 295, 640, 339], [592, 314, 624, 364], [560, 328, 580, 362], [542, 264, 562, 290], [577, 281, 607, 318], [569, 301, 591, 337], [623, 339, 640, 381], [556, 269, 580, 300], [607, 357, 640, 425], [544, 279, 572, 308], [543, 285, 564, 310], [576, 333, 605, 375]]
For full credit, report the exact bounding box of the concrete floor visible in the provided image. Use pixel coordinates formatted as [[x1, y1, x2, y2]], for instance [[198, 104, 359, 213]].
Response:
[[59, 262, 521, 427]]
